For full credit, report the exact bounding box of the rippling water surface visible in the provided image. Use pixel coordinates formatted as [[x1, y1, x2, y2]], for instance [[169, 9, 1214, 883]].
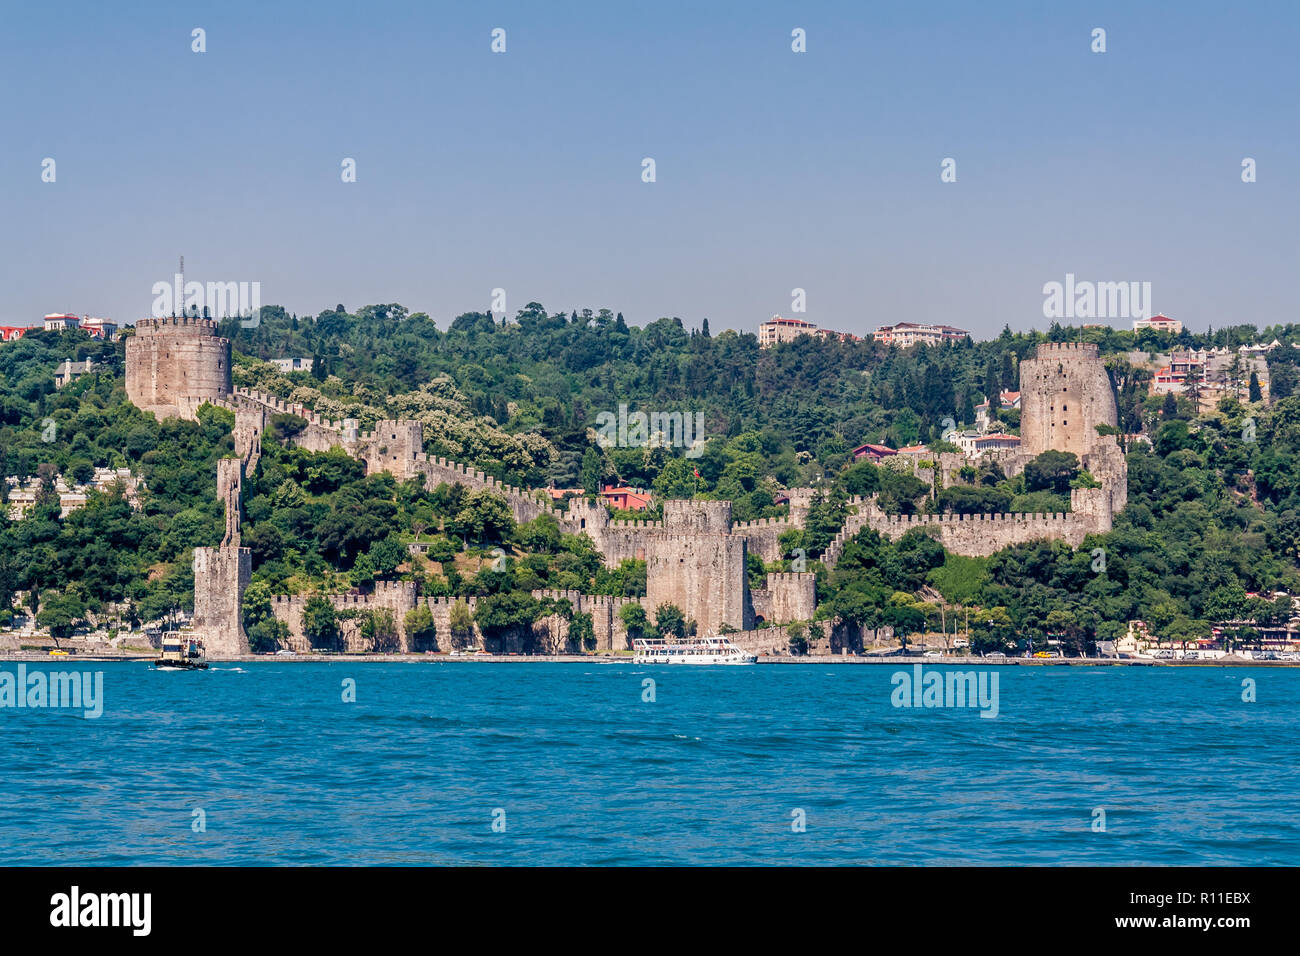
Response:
[[2, 662, 1296, 865]]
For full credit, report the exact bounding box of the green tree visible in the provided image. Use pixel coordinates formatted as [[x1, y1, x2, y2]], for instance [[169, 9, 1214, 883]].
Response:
[[302, 595, 340, 650], [883, 604, 925, 651], [580, 447, 605, 494], [1024, 451, 1080, 496], [242, 580, 289, 652], [653, 603, 687, 639], [361, 609, 399, 652], [449, 598, 475, 649], [475, 591, 542, 651], [787, 621, 809, 655], [516, 513, 562, 553], [37, 591, 85, 640], [569, 611, 596, 651], [405, 604, 438, 651], [456, 490, 516, 544], [619, 602, 652, 642]]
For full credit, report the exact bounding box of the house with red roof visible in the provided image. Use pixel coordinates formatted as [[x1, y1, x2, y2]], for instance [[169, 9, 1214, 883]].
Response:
[[1133, 314, 1182, 334], [600, 486, 653, 511], [851, 443, 897, 463]]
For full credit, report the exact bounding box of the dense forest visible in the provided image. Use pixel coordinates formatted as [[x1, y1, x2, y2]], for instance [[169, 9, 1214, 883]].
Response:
[[2, 305, 1299, 654]]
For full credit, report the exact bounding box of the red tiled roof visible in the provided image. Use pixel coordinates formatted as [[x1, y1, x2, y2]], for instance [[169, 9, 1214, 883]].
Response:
[[852, 443, 897, 457]]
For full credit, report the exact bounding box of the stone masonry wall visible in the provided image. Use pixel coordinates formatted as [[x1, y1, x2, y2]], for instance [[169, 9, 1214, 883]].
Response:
[[750, 572, 817, 624], [125, 317, 232, 420], [731, 517, 796, 563], [859, 486, 1109, 557], [190, 386, 828, 654], [646, 532, 752, 634], [192, 545, 250, 658], [1018, 342, 1118, 458], [270, 590, 485, 653]]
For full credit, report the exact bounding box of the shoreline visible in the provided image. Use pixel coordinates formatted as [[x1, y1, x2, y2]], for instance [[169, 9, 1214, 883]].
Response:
[[1, 652, 1296, 667]]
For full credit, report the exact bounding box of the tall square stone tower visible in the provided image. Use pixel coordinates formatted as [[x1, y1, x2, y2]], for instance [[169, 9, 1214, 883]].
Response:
[[645, 532, 753, 635], [191, 544, 251, 658], [1018, 343, 1118, 457]]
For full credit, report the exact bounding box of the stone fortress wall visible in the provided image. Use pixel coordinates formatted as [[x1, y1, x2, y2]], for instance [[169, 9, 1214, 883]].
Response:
[[561, 496, 816, 635], [824, 342, 1127, 566], [190, 456, 251, 657], [124, 321, 1126, 656], [268, 584, 487, 654]]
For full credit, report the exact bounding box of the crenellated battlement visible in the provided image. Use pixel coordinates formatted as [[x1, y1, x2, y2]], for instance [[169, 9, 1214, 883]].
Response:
[[1034, 342, 1100, 358], [533, 589, 586, 604], [873, 510, 1070, 526], [608, 518, 663, 530], [822, 488, 1112, 564], [643, 531, 738, 548], [529, 589, 640, 609], [133, 315, 221, 333], [272, 580, 415, 608], [662, 499, 732, 534], [232, 387, 345, 432], [732, 516, 793, 530], [764, 571, 816, 585], [424, 595, 479, 609], [1019, 339, 1119, 459], [584, 594, 638, 608]]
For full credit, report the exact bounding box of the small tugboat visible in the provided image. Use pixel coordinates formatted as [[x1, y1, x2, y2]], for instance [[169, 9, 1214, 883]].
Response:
[[633, 634, 757, 665], [153, 631, 209, 670]]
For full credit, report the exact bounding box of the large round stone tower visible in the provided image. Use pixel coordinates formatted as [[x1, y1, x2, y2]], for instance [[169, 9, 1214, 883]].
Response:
[[125, 316, 232, 419], [1018, 343, 1118, 458]]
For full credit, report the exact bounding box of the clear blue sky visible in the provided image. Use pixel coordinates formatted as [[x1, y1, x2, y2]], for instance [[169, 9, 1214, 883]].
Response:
[[2, 0, 1296, 338]]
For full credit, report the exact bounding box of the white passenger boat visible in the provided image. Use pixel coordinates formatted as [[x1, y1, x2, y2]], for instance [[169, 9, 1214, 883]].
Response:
[[633, 635, 757, 665]]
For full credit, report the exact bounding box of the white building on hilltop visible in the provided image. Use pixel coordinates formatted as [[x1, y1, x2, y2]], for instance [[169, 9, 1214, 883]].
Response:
[[1133, 314, 1182, 334]]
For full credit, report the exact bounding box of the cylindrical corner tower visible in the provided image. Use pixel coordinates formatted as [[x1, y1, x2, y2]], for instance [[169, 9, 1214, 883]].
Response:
[[125, 316, 232, 419]]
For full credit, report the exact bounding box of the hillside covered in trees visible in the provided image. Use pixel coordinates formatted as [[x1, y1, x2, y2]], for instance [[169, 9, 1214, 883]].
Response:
[[2, 305, 1300, 653]]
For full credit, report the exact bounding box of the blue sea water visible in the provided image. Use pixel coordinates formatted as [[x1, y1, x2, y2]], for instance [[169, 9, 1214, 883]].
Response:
[[1, 661, 1297, 865]]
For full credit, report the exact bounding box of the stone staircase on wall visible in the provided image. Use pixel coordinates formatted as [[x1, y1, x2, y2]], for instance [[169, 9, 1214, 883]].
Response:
[[412, 454, 561, 526], [228, 387, 562, 526]]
